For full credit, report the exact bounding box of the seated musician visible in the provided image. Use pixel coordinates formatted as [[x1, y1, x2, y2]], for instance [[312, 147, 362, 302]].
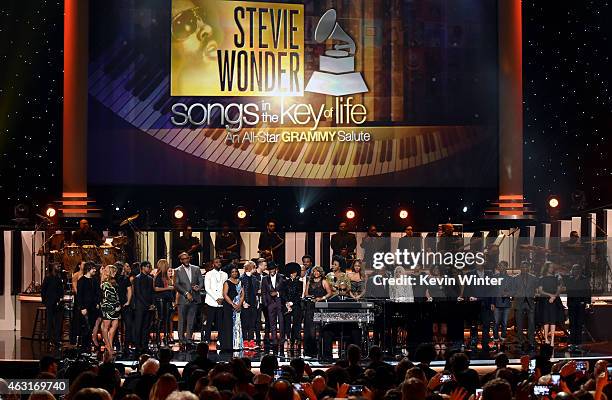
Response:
[[215, 222, 240, 261], [72, 219, 103, 246], [257, 220, 285, 266], [321, 282, 362, 360], [173, 226, 202, 267], [326, 256, 351, 293]]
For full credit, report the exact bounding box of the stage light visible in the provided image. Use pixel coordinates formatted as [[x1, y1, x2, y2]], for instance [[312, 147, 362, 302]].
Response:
[[462, 206, 468, 213], [548, 197, 559, 208], [45, 206, 57, 218], [299, 207, 305, 214], [173, 206, 186, 220], [399, 209, 409, 219], [235, 206, 249, 221], [115, 207, 120, 211], [345, 208, 356, 220]]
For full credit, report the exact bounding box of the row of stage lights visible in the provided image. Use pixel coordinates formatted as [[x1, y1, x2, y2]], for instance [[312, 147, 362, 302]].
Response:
[[27, 196, 562, 226], [171, 205, 411, 224]]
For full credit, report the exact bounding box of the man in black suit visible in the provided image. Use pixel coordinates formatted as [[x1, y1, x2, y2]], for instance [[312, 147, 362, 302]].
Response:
[[512, 261, 539, 351], [462, 263, 495, 354], [261, 263, 285, 353], [133, 261, 154, 354], [41, 263, 64, 347]]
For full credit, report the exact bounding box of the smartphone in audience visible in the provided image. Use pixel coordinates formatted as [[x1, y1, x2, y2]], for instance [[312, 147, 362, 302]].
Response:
[[293, 383, 303, 391], [274, 369, 283, 380], [533, 384, 551, 397], [348, 385, 363, 395], [529, 359, 536, 374], [607, 366, 612, 381], [475, 388, 483, 399], [576, 361, 588, 372], [440, 373, 453, 383]]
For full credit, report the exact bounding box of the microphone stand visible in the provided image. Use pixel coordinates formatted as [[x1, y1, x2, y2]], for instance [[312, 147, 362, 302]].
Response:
[[26, 220, 47, 293]]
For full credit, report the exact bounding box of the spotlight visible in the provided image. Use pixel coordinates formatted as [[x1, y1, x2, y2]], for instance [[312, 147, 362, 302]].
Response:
[[547, 196, 559, 208], [299, 207, 305, 214], [462, 206, 468, 213], [173, 206, 186, 220], [45, 205, 57, 218], [235, 206, 249, 224], [398, 209, 409, 219], [345, 208, 356, 220], [546, 195, 561, 220]]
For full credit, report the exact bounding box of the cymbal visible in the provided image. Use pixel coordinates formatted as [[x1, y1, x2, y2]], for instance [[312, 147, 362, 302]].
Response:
[[120, 213, 139, 227]]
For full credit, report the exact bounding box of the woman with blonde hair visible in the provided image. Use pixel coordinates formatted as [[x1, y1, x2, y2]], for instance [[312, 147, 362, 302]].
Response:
[[154, 259, 175, 346], [100, 264, 121, 355]]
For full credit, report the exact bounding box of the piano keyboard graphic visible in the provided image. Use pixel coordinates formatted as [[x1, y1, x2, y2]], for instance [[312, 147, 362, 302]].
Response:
[[89, 42, 485, 180]]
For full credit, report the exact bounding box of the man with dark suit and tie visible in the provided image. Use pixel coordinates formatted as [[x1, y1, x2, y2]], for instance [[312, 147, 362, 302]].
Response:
[[175, 252, 204, 346], [261, 263, 286, 353], [133, 261, 154, 354]]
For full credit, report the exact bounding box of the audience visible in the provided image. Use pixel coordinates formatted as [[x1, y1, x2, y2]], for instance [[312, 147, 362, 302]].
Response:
[[32, 343, 612, 400]]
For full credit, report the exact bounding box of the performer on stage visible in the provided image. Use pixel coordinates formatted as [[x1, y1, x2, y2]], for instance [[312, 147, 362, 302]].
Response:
[[301, 254, 314, 277], [512, 261, 539, 351], [462, 262, 495, 354], [321, 282, 362, 360], [173, 226, 202, 267], [257, 220, 285, 265], [175, 252, 203, 347], [215, 222, 240, 261], [564, 264, 591, 351], [154, 259, 175, 346], [302, 265, 332, 357], [100, 264, 121, 356], [493, 261, 512, 347], [326, 256, 350, 293], [133, 261, 154, 354], [240, 261, 259, 349], [254, 258, 269, 348], [282, 262, 303, 350], [261, 263, 286, 353], [538, 262, 563, 347], [361, 224, 386, 268], [220, 266, 244, 352], [347, 259, 366, 300], [330, 221, 357, 268], [115, 261, 133, 352], [397, 226, 420, 254], [40, 263, 64, 348], [203, 257, 227, 345], [76, 262, 101, 351], [72, 219, 103, 245]]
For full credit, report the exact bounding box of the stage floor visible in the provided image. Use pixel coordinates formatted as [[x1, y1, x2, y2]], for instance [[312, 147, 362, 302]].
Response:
[[2, 330, 612, 370]]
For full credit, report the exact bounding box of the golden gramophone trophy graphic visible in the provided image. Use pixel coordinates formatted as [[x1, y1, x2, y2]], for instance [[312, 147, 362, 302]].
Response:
[[305, 9, 369, 96]]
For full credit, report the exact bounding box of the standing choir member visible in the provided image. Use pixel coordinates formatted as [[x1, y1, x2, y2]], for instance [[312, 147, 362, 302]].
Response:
[[175, 252, 203, 346], [261, 263, 286, 353], [240, 261, 259, 349], [538, 262, 563, 347], [41, 263, 64, 348], [220, 267, 245, 351], [133, 261, 154, 354], [203, 257, 227, 345]]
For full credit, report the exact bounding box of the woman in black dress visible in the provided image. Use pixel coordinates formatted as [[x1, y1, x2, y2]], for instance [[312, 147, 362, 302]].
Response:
[[302, 265, 332, 357], [221, 267, 244, 352], [154, 259, 175, 346], [538, 262, 563, 347]]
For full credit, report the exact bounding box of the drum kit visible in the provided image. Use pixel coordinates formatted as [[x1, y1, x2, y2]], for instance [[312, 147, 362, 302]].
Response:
[[39, 234, 130, 273]]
